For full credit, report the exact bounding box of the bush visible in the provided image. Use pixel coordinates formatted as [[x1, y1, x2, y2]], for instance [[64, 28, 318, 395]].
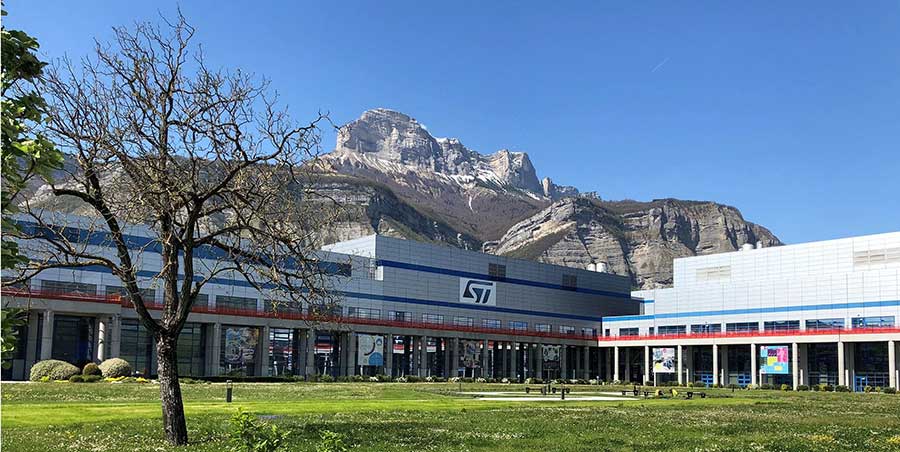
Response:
[[318, 374, 334, 383], [82, 362, 102, 376], [819, 383, 834, 392], [883, 387, 897, 394], [781, 384, 791, 391], [375, 374, 391, 382], [864, 385, 874, 393], [797, 385, 809, 391], [69, 375, 85, 383], [98, 358, 133, 378], [835, 385, 851, 392], [29, 360, 81, 381], [228, 408, 290, 452], [83, 375, 102, 383], [316, 430, 349, 452]]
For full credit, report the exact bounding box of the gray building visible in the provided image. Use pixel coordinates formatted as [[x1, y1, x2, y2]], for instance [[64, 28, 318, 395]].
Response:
[[2, 231, 637, 381]]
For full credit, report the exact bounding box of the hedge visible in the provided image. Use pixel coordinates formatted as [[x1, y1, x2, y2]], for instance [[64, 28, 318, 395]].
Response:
[[29, 360, 81, 381], [98, 358, 133, 378]]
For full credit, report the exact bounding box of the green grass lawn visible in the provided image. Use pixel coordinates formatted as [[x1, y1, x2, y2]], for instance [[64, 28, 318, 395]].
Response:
[[2, 382, 899, 451]]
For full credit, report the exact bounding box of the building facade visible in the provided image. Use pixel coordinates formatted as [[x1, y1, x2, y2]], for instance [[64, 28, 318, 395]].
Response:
[[600, 232, 900, 391], [2, 229, 636, 381]]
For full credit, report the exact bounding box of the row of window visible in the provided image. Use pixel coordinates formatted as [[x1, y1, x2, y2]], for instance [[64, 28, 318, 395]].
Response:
[[350, 308, 596, 335], [488, 263, 579, 289], [616, 316, 897, 336]]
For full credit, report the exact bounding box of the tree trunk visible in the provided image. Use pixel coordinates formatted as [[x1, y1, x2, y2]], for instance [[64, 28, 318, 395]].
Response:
[[156, 333, 188, 445]]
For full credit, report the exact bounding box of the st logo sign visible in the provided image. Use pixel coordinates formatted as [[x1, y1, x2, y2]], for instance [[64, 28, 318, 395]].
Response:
[[459, 278, 496, 306]]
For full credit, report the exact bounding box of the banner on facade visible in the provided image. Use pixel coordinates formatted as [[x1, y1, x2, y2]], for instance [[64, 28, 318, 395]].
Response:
[[357, 334, 384, 366], [459, 278, 496, 306], [461, 340, 481, 368], [652, 347, 676, 373], [759, 345, 789, 374], [315, 333, 333, 354], [426, 337, 437, 353], [542, 345, 561, 370], [393, 336, 405, 354], [224, 326, 259, 365]]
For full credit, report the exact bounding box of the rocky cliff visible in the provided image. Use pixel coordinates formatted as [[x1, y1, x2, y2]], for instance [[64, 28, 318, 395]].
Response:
[[488, 197, 781, 288]]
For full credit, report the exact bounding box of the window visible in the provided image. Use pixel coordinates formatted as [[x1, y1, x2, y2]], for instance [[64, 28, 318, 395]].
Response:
[[388, 311, 411, 322], [453, 316, 474, 327], [320, 261, 352, 277], [696, 265, 731, 281], [216, 295, 258, 311], [619, 327, 639, 337], [582, 327, 597, 337], [604, 328, 611, 337], [764, 320, 800, 332], [176, 323, 205, 376], [657, 325, 686, 336], [726, 322, 758, 333], [535, 323, 551, 333], [120, 319, 153, 376], [482, 319, 501, 329], [269, 328, 295, 376], [559, 325, 576, 335], [690, 324, 722, 334], [562, 274, 577, 290], [509, 321, 527, 331], [105, 285, 157, 303], [193, 293, 209, 308], [488, 263, 506, 280], [264, 299, 302, 315], [309, 303, 341, 318], [648, 327, 654, 335], [347, 307, 380, 320], [853, 247, 900, 268], [806, 318, 844, 330], [852, 316, 895, 329], [41, 280, 96, 295], [422, 313, 444, 324]]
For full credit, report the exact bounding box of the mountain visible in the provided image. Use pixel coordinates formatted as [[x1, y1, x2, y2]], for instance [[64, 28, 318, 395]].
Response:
[[486, 197, 780, 289], [20, 108, 782, 289]]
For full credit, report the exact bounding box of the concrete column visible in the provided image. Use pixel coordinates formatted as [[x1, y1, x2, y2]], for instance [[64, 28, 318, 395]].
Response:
[[624, 348, 632, 382], [574, 346, 581, 379], [561, 345, 569, 380], [384, 334, 394, 377], [613, 346, 620, 382], [684, 346, 693, 383], [846, 342, 856, 390], [423, 336, 431, 377], [512, 341, 520, 381], [837, 341, 846, 386], [536, 344, 544, 380], [889, 340, 897, 391], [109, 315, 121, 358], [499, 342, 507, 378], [791, 342, 799, 389], [712, 344, 720, 386], [582, 346, 591, 380], [259, 326, 271, 376], [305, 329, 316, 377], [750, 344, 757, 387], [451, 338, 460, 377], [798, 343, 809, 386], [95, 317, 107, 362], [677, 345, 684, 386], [208, 323, 222, 376], [24, 311, 40, 373], [720, 345, 729, 386], [349, 332, 358, 376], [481, 339, 489, 378], [443, 339, 451, 378], [643, 345, 650, 385], [39, 310, 54, 360]]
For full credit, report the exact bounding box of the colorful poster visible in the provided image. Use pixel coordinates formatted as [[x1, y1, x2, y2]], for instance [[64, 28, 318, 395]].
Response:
[[542, 345, 561, 370], [652, 347, 676, 373], [393, 336, 405, 354], [426, 337, 437, 353], [224, 327, 259, 365], [760, 345, 789, 374], [357, 334, 384, 366], [461, 340, 481, 368]]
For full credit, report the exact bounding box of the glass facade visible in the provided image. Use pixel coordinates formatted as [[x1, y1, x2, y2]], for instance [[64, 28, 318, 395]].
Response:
[[347, 307, 380, 320], [269, 328, 297, 376], [120, 319, 154, 376], [482, 319, 501, 329], [763, 320, 800, 332], [726, 322, 758, 333], [535, 323, 551, 333], [216, 295, 258, 311], [422, 313, 444, 324], [806, 318, 844, 330], [691, 324, 722, 334], [51, 315, 95, 367], [176, 323, 206, 376], [657, 325, 686, 335], [851, 316, 895, 329], [509, 321, 527, 331]]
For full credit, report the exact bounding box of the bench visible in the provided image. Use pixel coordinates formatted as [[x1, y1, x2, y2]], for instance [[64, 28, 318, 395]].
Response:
[[685, 391, 707, 399]]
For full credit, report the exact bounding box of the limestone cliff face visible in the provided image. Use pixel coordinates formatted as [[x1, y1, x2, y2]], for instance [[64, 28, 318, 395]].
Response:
[[488, 197, 781, 289]]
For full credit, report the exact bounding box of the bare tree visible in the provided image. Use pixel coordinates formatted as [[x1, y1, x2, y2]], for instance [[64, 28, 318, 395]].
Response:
[[3, 14, 343, 445]]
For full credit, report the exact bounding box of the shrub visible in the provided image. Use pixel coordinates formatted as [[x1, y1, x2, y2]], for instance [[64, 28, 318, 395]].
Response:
[[316, 430, 349, 452], [883, 387, 897, 394], [83, 375, 102, 383], [82, 363, 102, 376], [318, 374, 334, 383], [29, 360, 81, 381], [475, 377, 487, 383], [864, 385, 874, 393], [368, 376, 379, 382], [228, 408, 290, 452], [693, 381, 706, 388], [781, 384, 791, 391], [500, 378, 510, 384], [98, 358, 133, 378], [819, 383, 834, 392], [835, 385, 851, 392], [374, 374, 391, 382], [797, 385, 810, 391], [405, 375, 422, 383], [69, 375, 85, 383]]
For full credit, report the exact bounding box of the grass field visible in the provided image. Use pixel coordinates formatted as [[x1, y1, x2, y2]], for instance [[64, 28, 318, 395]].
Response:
[[2, 382, 900, 451]]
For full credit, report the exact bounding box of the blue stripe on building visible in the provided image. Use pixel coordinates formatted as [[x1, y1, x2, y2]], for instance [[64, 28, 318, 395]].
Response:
[[602, 299, 900, 323]]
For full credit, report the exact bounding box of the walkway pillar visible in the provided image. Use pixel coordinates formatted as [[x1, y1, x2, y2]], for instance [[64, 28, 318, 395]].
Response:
[[712, 344, 720, 386], [583, 346, 591, 380], [481, 339, 489, 378], [536, 344, 544, 380], [720, 345, 729, 386], [451, 338, 460, 377], [889, 340, 897, 391], [791, 342, 799, 390], [259, 325, 271, 376], [512, 341, 520, 381], [420, 336, 429, 377], [384, 333, 394, 377], [560, 345, 568, 380], [613, 346, 620, 382], [40, 310, 54, 360], [96, 317, 108, 362], [499, 342, 507, 378], [750, 343, 757, 387], [838, 341, 846, 386], [305, 329, 316, 377], [799, 343, 809, 386], [643, 345, 650, 385], [109, 315, 121, 358], [677, 345, 684, 386], [624, 348, 631, 382]]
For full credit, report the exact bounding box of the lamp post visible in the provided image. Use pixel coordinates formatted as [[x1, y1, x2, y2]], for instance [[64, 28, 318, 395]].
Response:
[[226, 380, 233, 403]]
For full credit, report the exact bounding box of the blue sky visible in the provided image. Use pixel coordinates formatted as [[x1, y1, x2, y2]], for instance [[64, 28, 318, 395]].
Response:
[[7, 1, 899, 244]]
